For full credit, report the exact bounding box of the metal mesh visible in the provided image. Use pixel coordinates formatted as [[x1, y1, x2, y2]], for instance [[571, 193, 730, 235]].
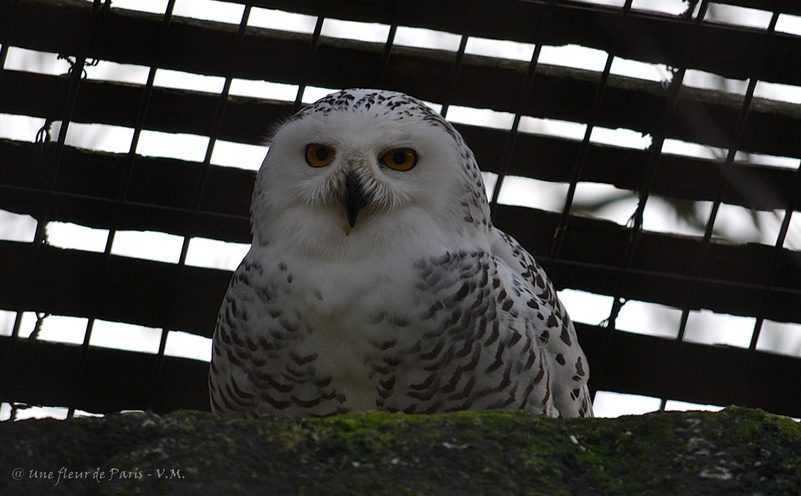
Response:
[[1, 0, 801, 420]]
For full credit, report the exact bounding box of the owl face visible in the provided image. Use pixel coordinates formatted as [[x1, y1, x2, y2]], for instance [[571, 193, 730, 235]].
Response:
[[251, 90, 491, 258]]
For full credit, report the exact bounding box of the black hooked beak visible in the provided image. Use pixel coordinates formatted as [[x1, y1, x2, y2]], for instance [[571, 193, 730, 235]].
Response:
[[343, 174, 368, 228]]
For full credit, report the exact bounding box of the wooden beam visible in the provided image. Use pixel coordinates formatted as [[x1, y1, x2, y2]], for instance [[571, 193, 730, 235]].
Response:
[[241, 0, 801, 85], [2, 327, 799, 417], [1, 126, 799, 248], [1, 205, 800, 336], [0, 139, 253, 243], [577, 324, 801, 417], [4, 3, 801, 157], [0, 241, 230, 336], [0, 336, 209, 414]]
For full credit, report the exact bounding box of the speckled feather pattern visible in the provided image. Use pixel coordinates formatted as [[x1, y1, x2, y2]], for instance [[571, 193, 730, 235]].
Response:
[[209, 89, 592, 418]]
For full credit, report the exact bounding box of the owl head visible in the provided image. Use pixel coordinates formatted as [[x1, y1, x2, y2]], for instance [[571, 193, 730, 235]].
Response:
[[251, 89, 491, 258]]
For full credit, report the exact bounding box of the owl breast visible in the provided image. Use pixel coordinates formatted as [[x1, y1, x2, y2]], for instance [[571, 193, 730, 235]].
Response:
[[210, 239, 560, 417], [278, 250, 427, 412]]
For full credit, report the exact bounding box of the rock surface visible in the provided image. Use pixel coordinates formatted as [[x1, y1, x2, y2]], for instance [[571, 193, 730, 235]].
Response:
[[1, 406, 799, 495]]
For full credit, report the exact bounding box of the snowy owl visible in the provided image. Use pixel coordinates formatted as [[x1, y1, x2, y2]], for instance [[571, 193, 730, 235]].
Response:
[[209, 89, 593, 418]]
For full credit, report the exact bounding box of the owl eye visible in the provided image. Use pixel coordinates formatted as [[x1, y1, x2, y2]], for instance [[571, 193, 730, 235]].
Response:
[[381, 148, 417, 171], [305, 144, 335, 167]]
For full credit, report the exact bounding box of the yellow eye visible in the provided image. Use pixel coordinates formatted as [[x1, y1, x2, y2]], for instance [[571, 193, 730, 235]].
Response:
[[381, 148, 417, 171], [305, 144, 335, 167]]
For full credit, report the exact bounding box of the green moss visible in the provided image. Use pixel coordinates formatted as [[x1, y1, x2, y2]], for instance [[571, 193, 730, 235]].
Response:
[[1, 407, 799, 495]]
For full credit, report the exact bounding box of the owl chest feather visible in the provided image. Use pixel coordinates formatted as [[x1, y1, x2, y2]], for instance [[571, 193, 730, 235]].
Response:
[[248, 247, 428, 409], [252, 244, 535, 410]]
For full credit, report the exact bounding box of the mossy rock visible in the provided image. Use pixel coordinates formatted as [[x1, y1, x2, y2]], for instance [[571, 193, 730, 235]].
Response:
[[1, 406, 799, 495]]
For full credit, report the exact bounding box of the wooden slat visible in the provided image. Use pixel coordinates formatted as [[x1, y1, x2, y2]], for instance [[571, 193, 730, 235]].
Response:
[[4, 3, 801, 158], [0, 336, 209, 414], [0, 132, 801, 253], [458, 127, 801, 212], [239, 0, 801, 85], [0, 241, 230, 336], [2, 326, 800, 416], [1, 128, 798, 246], [0, 70, 293, 145], [496, 205, 801, 325], [1, 123, 800, 244], [577, 324, 801, 417], [0, 139, 253, 242], [1, 135, 798, 251], [1, 201, 800, 336], [716, 0, 801, 15]]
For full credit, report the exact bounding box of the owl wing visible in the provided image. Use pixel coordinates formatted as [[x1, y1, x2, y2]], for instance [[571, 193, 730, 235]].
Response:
[[210, 255, 308, 417], [208, 262, 261, 417], [490, 228, 593, 417]]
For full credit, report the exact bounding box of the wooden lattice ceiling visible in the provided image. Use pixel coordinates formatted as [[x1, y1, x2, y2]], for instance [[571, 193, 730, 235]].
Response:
[[1, 0, 801, 418]]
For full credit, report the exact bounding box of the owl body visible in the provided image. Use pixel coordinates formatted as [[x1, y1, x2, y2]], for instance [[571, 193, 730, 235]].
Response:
[[209, 89, 592, 418]]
